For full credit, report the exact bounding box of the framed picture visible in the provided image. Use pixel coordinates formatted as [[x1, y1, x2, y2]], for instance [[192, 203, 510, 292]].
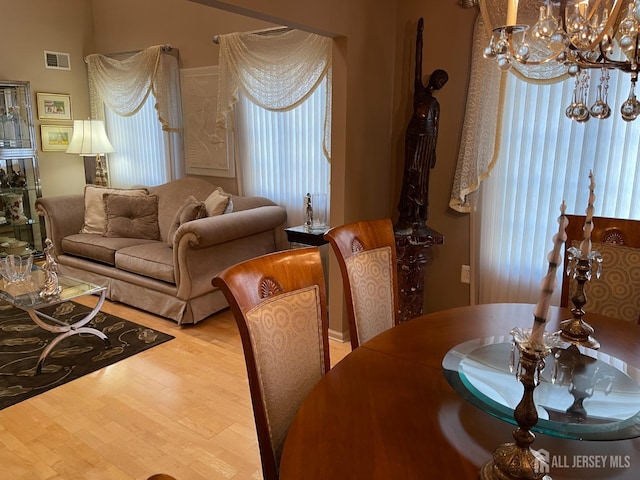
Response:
[[40, 124, 73, 151], [36, 93, 72, 120]]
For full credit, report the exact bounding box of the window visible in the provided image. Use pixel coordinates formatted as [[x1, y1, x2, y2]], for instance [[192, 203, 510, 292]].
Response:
[[235, 76, 330, 226], [104, 96, 170, 187], [478, 69, 640, 306], [86, 46, 184, 188]]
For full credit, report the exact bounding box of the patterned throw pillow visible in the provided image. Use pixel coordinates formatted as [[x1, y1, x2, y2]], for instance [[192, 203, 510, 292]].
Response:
[[568, 241, 640, 323], [167, 195, 207, 247], [81, 185, 149, 234], [103, 194, 161, 240]]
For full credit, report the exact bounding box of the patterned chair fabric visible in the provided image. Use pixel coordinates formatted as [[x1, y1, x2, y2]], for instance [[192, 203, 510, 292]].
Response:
[[245, 285, 326, 464], [345, 246, 395, 345], [568, 241, 640, 323], [562, 215, 640, 324]]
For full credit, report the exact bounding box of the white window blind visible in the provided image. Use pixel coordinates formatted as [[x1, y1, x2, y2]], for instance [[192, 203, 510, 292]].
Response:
[[235, 76, 330, 226], [104, 96, 170, 188], [479, 70, 640, 306]]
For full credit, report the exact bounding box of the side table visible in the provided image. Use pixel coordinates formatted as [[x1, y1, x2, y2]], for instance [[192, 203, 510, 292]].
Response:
[[284, 225, 329, 247], [284, 225, 330, 304]]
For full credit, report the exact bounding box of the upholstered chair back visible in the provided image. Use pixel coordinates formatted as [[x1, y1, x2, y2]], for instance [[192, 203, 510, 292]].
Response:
[[212, 248, 330, 480], [562, 215, 640, 324], [324, 218, 400, 349]]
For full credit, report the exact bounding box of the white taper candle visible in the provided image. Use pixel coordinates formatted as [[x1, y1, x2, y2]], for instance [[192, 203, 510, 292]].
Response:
[[531, 201, 568, 345], [580, 171, 595, 256], [507, 0, 519, 25]]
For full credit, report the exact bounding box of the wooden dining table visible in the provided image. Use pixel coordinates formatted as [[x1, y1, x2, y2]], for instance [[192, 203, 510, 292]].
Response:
[[279, 303, 640, 479]]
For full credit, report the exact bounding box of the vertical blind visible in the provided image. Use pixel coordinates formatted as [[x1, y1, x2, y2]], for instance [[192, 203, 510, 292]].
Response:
[[479, 69, 640, 306], [235, 76, 330, 226], [104, 97, 170, 188]]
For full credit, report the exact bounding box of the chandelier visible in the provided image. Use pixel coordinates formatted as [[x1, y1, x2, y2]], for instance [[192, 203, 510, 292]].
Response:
[[482, 0, 640, 122]]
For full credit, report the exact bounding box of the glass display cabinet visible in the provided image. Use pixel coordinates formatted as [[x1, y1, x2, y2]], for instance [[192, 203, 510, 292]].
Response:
[[0, 80, 44, 257]]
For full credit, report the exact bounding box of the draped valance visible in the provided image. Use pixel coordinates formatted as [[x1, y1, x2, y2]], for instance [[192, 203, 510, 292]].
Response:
[[216, 30, 332, 161], [86, 45, 182, 132]]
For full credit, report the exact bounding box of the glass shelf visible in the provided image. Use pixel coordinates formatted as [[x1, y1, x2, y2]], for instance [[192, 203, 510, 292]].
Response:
[[0, 81, 44, 254], [442, 334, 640, 441]]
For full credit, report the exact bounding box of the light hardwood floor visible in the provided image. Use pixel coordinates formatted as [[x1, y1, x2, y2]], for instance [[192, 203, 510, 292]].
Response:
[[0, 298, 351, 480]]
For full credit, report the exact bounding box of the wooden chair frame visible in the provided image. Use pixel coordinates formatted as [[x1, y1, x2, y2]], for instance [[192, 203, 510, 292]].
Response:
[[212, 248, 330, 480], [324, 218, 400, 349]]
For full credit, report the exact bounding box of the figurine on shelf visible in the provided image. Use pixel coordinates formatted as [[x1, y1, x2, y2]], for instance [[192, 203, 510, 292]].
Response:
[[12, 170, 26, 188], [10, 168, 25, 188], [40, 238, 62, 298], [0, 168, 8, 189]]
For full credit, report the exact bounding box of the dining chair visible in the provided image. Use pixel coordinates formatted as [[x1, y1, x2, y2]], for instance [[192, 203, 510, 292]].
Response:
[[323, 218, 400, 349], [211, 247, 330, 480], [561, 214, 640, 324]]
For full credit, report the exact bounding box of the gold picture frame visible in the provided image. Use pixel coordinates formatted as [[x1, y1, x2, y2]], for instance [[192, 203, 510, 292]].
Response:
[[40, 124, 73, 152], [36, 92, 72, 120]]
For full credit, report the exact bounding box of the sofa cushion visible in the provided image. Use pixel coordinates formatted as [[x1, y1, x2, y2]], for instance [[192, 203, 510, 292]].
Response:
[[104, 193, 161, 240], [167, 196, 207, 247], [147, 178, 217, 242], [62, 234, 158, 266], [204, 187, 231, 216], [115, 242, 175, 284], [81, 185, 149, 234]]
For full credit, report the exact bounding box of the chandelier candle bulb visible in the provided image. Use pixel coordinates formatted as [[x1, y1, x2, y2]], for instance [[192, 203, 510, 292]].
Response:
[[507, 0, 519, 25], [580, 171, 596, 256], [531, 201, 569, 345]]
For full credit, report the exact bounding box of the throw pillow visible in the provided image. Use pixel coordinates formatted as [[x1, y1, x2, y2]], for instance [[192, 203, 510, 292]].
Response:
[[81, 185, 149, 234], [167, 195, 207, 247], [103, 193, 161, 240], [204, 187, 231, 217]]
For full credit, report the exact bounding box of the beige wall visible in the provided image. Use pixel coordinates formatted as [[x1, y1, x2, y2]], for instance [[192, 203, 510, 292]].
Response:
[[4, 0, 481, 335], [2, 0, 95, 198]]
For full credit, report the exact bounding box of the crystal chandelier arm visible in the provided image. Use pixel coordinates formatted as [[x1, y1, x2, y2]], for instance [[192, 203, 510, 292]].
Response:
[[564, 0, 626, 52]]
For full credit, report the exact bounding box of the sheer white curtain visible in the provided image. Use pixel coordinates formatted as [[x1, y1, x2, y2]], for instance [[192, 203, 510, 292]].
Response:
[[85, 45, 184, 186], [235, 76, 330, 226], [474, 50, 640, 306]]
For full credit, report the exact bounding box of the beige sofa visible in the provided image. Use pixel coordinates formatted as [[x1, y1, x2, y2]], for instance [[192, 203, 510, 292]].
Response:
[[35, 177, 287, 324]]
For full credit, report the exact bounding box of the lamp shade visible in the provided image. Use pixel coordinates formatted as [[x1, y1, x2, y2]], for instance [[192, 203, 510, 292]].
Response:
[[66, 120, 115, 155]]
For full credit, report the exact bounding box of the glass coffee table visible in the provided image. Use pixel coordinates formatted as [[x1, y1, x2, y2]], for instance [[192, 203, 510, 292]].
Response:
[[0, 270, 111, 373]]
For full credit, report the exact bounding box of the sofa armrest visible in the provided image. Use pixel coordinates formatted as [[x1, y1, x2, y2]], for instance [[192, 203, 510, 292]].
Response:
[[173, 205, 287, 249], [172, 205, 287, 298], [36, 195, 85, 255]]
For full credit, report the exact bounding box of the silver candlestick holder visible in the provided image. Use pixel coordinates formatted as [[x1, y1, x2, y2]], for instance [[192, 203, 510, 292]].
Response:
[[559, 246, 603, 349], [480, 328, 555, 480]]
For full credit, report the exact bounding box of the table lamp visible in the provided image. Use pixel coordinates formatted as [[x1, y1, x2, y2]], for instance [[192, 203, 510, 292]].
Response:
[[66, 119, 114, 186]]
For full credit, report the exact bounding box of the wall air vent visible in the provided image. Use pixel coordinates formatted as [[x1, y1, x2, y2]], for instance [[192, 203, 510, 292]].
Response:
[[44, 51, 71, 70]]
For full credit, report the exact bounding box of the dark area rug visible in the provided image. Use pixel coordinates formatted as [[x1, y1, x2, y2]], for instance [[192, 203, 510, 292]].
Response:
[[0, 301, 174, 410]]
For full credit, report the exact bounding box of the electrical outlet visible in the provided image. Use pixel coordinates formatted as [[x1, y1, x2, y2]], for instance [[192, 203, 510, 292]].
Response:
[[460, 265, 471, 284]]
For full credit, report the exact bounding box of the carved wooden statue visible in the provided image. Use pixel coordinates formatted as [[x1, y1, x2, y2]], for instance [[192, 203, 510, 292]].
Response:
[[396, 18, 448, 236], [394, 18, 447, 322]]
